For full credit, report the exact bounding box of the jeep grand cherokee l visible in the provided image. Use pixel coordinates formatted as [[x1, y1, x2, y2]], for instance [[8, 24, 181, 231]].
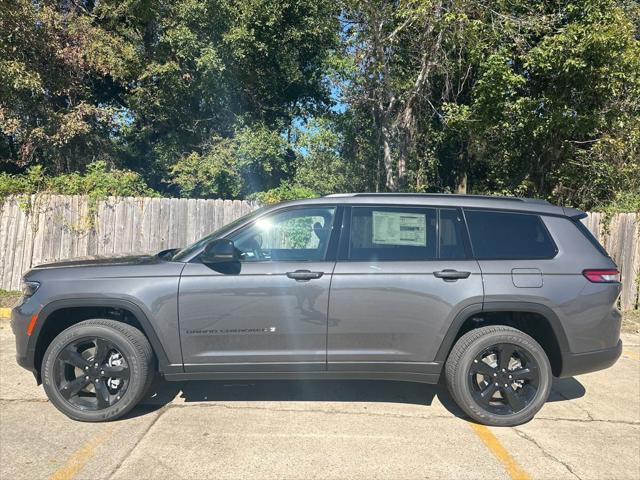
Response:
[[11, 194, 622, 425]]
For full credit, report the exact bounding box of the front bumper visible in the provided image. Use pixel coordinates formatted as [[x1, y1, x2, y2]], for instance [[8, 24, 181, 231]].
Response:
[[559, 339, 623, 378], [10, 302, 39, 379]]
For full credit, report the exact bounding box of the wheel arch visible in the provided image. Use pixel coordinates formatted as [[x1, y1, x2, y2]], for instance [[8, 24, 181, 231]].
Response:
[[436, 302, 570, 377], [30, 298, 174, 382]]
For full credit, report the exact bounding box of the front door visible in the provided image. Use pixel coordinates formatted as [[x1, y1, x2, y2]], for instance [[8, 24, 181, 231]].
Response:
[[328, 206, 484, 373], [179, 206, 338, 372]]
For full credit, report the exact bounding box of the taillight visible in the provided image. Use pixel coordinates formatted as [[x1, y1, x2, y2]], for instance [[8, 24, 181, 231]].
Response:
[[582, 269, 620, 283]]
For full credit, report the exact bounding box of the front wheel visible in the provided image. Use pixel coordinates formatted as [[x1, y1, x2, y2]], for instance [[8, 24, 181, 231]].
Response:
[[42, 319, 154, 422], [445, 325, 552, 426]]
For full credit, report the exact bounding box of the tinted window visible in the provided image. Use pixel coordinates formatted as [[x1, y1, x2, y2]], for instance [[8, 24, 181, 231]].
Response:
[[348, 207, 438, 260], [439, 209, 469, 259], [230, 207, 336, 262], [465, 210, 557, 259], [574, 219, 609, 257]]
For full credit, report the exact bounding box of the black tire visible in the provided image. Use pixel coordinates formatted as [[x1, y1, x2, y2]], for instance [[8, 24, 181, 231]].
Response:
[[42, 319, 155, 422], [445, 325, 552, 427]]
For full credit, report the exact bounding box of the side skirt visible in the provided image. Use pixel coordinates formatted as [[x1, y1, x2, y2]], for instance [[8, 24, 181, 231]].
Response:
[[163, 370, 441, 384]]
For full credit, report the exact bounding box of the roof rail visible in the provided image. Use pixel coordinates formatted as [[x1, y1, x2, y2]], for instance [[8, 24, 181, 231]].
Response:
[[323, 192, 550, 204]]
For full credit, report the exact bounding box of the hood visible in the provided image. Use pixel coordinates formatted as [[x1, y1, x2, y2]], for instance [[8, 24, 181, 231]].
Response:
[[32, 253, 160, 270]]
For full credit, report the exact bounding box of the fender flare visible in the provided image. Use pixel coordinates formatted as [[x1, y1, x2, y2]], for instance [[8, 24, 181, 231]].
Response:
[[434, 301, 570, 363], [29, 298, 179, 375]]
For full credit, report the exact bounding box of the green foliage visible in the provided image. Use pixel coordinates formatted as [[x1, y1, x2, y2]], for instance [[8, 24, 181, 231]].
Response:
[[1, 0, 639, 212], [249, 182, 317, 205], [0, 162, 159, 199], [293, 118, 352, 195], [339, 0, 640, 210], [1, 0, 340, 189], [170, 124, 294, 198]]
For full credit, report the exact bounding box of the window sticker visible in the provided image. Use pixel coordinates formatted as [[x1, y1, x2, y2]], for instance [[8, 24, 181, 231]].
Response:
[[372, 211, 427, 246]]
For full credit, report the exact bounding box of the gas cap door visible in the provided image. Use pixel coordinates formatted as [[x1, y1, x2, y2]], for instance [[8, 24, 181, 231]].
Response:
[[511, 268, 543, 288]]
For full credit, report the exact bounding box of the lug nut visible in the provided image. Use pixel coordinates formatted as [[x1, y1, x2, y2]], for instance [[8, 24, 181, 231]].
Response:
[[94, 363, 98, 367], [495, 383, 499, 386], [504, 384, 508, 387], [85, 376, 89, 379], [508, 375, 512, 379], [100, 370, 104, 375]]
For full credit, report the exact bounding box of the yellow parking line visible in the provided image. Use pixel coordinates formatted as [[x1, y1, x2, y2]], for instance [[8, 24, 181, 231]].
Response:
[[470, 423, 531, 480], [623, 350, 640, 361], [0, 307, 11, 318], [49, 427, 114, 480]]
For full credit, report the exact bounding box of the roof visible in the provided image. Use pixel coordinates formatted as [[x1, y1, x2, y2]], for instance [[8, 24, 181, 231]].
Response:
[[272, 193, 585, 219]]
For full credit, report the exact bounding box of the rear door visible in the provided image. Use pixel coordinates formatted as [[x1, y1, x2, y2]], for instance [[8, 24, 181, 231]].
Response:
[[327, 205, 483, 373]]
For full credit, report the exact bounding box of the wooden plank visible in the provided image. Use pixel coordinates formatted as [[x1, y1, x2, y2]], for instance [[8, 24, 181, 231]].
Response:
[[0, 198, 12, 287], [10, 198, 29, 290], [2, 199, 20, 290]]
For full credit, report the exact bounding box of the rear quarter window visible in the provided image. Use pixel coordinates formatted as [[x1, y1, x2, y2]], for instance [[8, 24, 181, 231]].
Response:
[[464, 210, 557, 260]]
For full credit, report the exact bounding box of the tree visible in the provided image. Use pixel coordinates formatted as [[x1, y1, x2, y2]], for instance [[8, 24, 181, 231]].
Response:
[[0, 0, 139, 173], [338, 0, 640, 209]]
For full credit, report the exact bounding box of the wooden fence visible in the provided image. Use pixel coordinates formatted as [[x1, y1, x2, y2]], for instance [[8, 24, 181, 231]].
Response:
[[0, 195, 638, 310]]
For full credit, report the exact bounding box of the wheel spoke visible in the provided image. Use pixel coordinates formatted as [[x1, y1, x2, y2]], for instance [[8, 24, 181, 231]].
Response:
[[94, 338, 110, 365], [497, 344, 515, 370], [101, 365, 129, 380], [511, 366, 536, 381], [94, 380, 111, 409], [471, 360, 496, 377], [502, 387, 526, 412], [477, 382, 499, 405], [60, 376, 90, 399], [59, 348, 90, 370]]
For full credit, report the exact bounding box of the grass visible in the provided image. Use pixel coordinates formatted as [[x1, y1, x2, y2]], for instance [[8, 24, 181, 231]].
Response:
[[0, 290, 21, 308]]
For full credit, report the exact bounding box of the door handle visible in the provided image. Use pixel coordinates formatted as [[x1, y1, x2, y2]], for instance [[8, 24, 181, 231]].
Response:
[[433, 269, 471, 280], [286, 270, 324, 281]]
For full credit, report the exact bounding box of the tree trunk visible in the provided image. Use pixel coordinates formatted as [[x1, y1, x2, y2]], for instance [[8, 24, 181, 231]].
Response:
[[382, 125, 396, 191]]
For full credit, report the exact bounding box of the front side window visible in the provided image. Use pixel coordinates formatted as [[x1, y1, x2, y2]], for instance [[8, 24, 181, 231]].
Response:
[[230, 207, 336, 262], [465, 210, 557, 260], [348, 207, 438, 260]]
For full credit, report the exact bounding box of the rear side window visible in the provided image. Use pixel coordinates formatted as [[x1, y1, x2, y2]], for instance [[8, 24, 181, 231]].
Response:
[[465, 210, 557, 260], [439, 208, 469, 259], [349, 207, 437, 260], [346, 207, 470, 261], [573, 219, 609, 257]]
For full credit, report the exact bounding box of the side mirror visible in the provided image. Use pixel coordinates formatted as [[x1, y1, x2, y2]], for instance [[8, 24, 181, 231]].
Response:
[[201, 239, 238, 264]]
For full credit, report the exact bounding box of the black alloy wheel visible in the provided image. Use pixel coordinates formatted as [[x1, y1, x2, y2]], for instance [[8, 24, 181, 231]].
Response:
[[468, 343, 539, 415], [54, 337, 130, 411], [42, 319, 154, 422], [445, 325, 552, 426]]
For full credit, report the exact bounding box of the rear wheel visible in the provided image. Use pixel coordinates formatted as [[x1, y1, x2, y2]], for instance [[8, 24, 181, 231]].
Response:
[[42, 319, 154, 422], [445, 325, 552, 426]]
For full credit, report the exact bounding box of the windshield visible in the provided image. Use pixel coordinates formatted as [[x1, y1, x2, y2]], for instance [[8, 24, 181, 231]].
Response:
[[171, 205, 268, 261]]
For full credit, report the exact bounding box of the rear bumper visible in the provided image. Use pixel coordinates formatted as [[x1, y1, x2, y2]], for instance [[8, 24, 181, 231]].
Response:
[[559, 339, 622, 378]]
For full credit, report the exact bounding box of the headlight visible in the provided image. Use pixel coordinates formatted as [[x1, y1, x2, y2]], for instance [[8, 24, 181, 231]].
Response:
[[21, 281, 40, 297]]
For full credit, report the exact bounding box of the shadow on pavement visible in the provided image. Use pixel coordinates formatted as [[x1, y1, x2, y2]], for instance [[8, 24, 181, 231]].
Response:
[[122, 375, 586, 421]]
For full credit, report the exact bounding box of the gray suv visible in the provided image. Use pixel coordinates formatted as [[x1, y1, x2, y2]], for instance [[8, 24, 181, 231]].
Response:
[[11, 194, 622, 426]]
